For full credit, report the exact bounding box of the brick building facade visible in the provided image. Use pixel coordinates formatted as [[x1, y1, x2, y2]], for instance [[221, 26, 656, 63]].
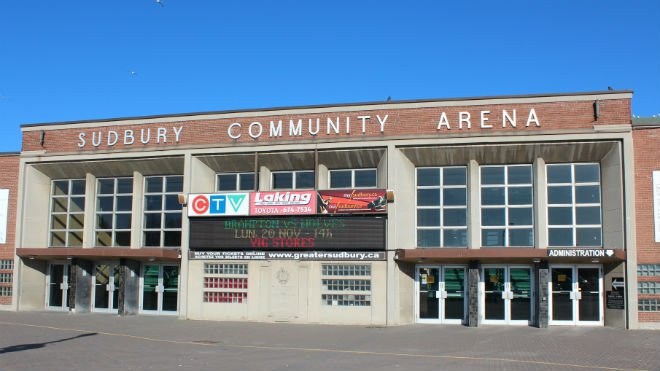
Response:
[[1, 90, 659, 329]]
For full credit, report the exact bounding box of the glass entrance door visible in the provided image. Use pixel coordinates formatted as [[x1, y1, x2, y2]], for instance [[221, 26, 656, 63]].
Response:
[[549, 266, 602, 325], [93, 263, 119, 313], [482, 265, 533, 325], [416, 265, 466, 324], [47, 263, 70, 311], [141, 264, 179, 314]]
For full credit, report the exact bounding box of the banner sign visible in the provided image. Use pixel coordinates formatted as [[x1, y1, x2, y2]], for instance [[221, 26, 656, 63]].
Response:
[[189, 250, 386, 261], [547, 249, 614, 258], [188, 193, 250, 217], [250, 191, 317, 216], [317, 189, 387, 214], [190, 216, 386, 250]]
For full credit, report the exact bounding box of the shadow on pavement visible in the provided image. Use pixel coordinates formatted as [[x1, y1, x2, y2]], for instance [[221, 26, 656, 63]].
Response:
[[0, 332, 97, 354]]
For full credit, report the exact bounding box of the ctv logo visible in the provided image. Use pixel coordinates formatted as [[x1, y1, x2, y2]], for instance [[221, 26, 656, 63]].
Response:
[[188, 193, 249, 216]]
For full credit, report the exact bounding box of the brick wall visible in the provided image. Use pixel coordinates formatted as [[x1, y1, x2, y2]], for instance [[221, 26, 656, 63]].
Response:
[[633, 126, 660, 321], [22, 98, 631, 154], [0, 154, 19, 305]]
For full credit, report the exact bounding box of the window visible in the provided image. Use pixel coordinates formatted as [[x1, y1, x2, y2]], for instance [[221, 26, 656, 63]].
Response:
[[144, 176, 183, 247], [321, 264, 371, 306], [547, 163, 602, 247], [639, 299, 660, 312], [0, 286, 10, 297], [639, 282, 660, 295], [329, 169, 377, 189], [96, 178, 132, 247], [480, 165, 533, 247], [638, 264, 660, 277], [50, 179, 85, 247], [272, 170, 314, 189], [217, 172, 256, 191], [203, 263, 248, 303], [0, 260, 11, 297], [416, 167, 467, 247]]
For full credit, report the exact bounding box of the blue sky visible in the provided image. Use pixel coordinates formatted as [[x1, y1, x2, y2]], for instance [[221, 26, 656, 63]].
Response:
[[0, 1, 658, 152]]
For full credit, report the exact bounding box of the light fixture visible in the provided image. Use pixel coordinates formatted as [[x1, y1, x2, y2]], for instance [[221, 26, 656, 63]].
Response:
[[148, 257, 156, 262], [39, 130, 45, 146], [177, 194, 187, 207], [591, 259, 600, 263], [593, 101, 600, 120], [532, 258, 541, 263]]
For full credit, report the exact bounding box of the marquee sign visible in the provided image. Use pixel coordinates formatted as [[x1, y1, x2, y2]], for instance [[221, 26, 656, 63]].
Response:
[[189, 216, 386, 251]]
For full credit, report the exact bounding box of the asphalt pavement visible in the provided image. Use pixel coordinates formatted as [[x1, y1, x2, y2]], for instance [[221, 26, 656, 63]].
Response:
[[0, 311, 658, 371]]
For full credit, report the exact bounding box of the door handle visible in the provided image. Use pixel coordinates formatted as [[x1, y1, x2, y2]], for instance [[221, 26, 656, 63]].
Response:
[[440, 291, 448, 299]]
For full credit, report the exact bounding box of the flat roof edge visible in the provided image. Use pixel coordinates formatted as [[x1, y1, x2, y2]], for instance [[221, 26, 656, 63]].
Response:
[[21, 90, 633, 129]]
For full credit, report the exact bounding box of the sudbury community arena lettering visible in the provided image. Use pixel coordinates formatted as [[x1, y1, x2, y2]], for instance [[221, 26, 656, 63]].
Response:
[[78, 126, 183, 148]]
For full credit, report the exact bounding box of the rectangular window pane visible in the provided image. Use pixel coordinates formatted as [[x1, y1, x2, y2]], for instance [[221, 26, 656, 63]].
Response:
[[70, 197, 85, 212], [296, 171, 314, 188], [97, 197, 114, 212], [114, 232, 131, 247], [576, 206, 601, 225], [576, 228, 601, 246], [330, 170, 351, 188], [145, 177, 163, 193], [548, 207, 573, 225], [239, 173, 255, 191], [165, 213, 182, 229], [575, 185, 600, 203], [417, 168, 440, 186], [481, 167, 504, 185], [482, 208, 505, 226], [53, 180, 69, 196], [354, 169, 377, 187], [272, 173, 293, 189], [482, 188, 505, 205], [166, 176, 183, 193], [116, 196, 132, 211], [145, 195, 162, 211], [418, 229, 440, 247], [444, 188, 466, 206], [443, 168, 466, 185], [145, 213, 161, 229], [217, 174, 238, 191], [575, 164, 600, 182], [444, 229, 467, 247], [548, 186, 572, 204], [547, 165, 571, 183], [508, 187, 532, 205], [508, 166, 532, 184], [509, 229, 533, 246], [549, 228, 573, 246], [443, 209, 466, 226], [117, 178, 133, 194], [115, 214, 131, 229], [417, 189, 440, 206], [98, 179, 115, 194], [165, 195, 180, 210], [417, 209, 440, 227], [508, 208, 532, 226], [482, 229, 505, 246]]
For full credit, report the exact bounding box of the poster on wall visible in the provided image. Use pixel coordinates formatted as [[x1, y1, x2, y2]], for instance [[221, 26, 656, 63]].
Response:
[[0, 189, 8, 244], [187, 193, 250, 217], [317, 189, 387, 214], [654, 171, 660, 243]]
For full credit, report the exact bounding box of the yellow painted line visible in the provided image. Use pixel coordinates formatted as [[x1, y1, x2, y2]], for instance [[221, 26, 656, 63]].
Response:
[[0, 320, 647, 371]]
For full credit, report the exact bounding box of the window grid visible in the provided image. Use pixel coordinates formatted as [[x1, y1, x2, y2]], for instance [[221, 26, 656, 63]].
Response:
[[0, 286, 11, 297], [0, 260, 13, 270], [416, 167, 468, 248], [0, 273, 11, 283], [95, 177, 133, 247], [639, 282, 660, 295], [143, 175, 183, 247], [216, 172, 256, 192], [638, 265, 660, 276], [203, 263, 248, 304], [49, 179, 86, 247], [329, 168, 378, 189], [639, 299, 660, 312], [271, 170, 315, 190], [480, 165, 533, 247], [321, 264, 371, 307], [547, 163, 602, 247]]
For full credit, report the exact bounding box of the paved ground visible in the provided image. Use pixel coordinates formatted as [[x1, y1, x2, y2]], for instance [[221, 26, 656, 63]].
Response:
[[0, 311, 658, 371]]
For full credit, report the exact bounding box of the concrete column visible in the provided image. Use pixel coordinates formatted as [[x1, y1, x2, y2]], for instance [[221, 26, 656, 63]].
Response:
[[130, 172, 144, 249], [537, 261, 549, 328], [467, 260, 480, 327], [533, 157, 547, 249], [468, 160, 480, 249], [74, 259, 94, 313], [118, 259, 141, 315], [83, 173, 97, 248]]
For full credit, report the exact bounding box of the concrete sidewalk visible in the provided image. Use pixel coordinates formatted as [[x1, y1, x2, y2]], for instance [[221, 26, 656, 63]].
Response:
[[0, 311, 658, 371]]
